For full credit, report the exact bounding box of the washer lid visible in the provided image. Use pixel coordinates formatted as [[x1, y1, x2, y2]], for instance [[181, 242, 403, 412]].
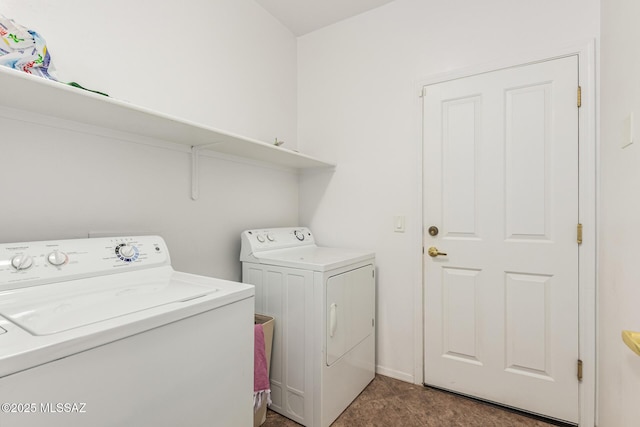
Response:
[[253, 246, 374, 271], [0, 266, 219, 336]]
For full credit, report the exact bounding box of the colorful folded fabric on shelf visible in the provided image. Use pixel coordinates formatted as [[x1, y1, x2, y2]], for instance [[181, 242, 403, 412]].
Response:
[[0, 14, 57, 80]]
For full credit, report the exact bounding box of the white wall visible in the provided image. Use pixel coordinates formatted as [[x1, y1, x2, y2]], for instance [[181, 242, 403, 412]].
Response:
[[1, 0, 297, 146], [599, 1, 640, 425], [298, 0, 600, 382], [0, 0, 299, 281]]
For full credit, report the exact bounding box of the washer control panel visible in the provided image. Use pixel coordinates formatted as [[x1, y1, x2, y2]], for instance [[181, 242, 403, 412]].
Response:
[[0, 236, 170, 292], [240, 227, 315, 261], [115, 243, 140, 263]]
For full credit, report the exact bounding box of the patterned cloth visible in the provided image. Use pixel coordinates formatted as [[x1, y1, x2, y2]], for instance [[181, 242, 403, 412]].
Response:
[[254, 324, 272, 412], [0, 14, 57, 80]]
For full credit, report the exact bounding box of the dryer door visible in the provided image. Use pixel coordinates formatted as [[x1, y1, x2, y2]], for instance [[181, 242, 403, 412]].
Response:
[[326, 264, 375, 366]]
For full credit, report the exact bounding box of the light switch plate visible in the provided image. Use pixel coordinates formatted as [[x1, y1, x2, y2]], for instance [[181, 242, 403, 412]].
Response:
[[394, 216, 405, 233]]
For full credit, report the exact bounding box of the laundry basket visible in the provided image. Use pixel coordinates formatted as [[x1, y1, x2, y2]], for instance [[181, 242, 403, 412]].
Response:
[[254, 314, 274, 427]]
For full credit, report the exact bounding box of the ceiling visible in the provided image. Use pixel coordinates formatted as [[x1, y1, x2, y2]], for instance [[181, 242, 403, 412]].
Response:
[[255, 0, 396, 36]]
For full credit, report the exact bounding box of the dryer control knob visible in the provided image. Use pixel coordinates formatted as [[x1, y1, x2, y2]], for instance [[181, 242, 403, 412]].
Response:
[[119, 245, 136, 258], [294, 230, 305, 241], [256, 235, 266, 243], [11, 254, 34, 271], [47, 250, 68, 266], [267, 234, 275, 242]]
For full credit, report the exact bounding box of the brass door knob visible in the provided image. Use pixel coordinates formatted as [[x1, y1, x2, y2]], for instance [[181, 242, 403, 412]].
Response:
[[622, 330, 640, 357], [427, 247, 447, 257]]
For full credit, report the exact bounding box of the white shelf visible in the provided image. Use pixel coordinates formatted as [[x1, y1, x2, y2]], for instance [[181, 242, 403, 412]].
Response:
[[0, 66, 334, 170]]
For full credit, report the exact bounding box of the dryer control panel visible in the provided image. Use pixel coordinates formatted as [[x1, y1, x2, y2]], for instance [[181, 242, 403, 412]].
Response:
[[0, 235, 170, 292], [240, 227, 315, 261]]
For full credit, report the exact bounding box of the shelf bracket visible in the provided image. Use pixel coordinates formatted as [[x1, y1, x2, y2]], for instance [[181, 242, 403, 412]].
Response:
[[191, 144, 221, 201], [191, 146, 201, 200]]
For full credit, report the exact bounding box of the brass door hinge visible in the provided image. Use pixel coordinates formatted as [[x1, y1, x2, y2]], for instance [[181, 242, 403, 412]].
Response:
[[577, 223, 583, 245], [577, 359, 583, 381], [577, 86, 582, 108]]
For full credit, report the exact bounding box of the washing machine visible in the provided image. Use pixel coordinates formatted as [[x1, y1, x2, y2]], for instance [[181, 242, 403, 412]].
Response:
[[240, 227, 375, 427], [0, 235, 254, 427]]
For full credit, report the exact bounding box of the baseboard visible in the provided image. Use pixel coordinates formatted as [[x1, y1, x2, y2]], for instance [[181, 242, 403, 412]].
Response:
[[375, 365, 414, 383]]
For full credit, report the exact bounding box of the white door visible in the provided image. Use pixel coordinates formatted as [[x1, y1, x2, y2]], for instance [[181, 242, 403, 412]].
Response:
[[423, 56, 579, 423]]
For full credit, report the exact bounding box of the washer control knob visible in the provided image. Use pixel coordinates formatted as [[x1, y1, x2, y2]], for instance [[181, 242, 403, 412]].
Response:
[[119, 245, 136, 258], [256, 235, 266, 243], [294, 230, 305, 241], [47, 250, 68, 266], [11, 254, 34, 271], [267, 234, 275, 242]]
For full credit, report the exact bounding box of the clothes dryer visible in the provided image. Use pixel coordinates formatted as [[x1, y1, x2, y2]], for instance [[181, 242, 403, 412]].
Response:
[[240, 227, 375, 427]]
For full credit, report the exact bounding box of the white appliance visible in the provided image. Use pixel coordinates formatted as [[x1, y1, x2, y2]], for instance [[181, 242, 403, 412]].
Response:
[[240, 227, 375, 427], [0, 235, 254, 427]]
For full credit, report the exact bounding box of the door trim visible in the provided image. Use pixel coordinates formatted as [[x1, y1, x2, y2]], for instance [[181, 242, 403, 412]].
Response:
[[413, 40, 597, 426]]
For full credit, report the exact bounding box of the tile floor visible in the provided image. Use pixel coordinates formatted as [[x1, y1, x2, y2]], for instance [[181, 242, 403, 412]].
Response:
[[262, 374, 558, 427]]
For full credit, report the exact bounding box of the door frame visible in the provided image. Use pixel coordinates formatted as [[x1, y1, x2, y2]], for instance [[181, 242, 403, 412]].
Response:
[[413, 40, 597, 426]]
